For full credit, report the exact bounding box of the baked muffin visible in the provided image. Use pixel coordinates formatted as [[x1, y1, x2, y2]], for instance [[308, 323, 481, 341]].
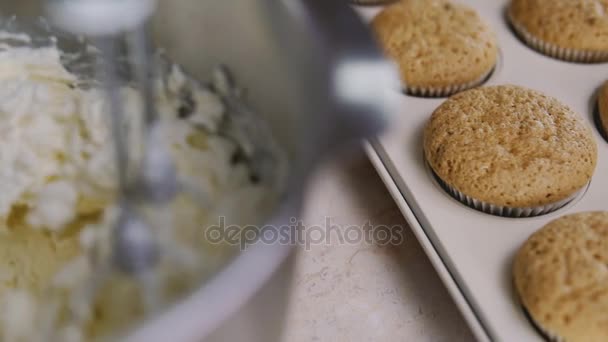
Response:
[[372, 0, 498, 96], [424, 85, 597, 217], [508, 0, 608, 63], [598, 81, 608, 138], [513, 212, 608, 341]]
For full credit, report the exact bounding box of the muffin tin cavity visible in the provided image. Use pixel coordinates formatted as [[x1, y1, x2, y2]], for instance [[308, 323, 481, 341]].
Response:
[[594, 108, 608, 143], [594, 83, 608, 143]]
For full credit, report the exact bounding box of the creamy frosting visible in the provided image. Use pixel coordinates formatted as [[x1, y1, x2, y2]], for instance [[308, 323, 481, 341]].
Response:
[[0, 33, 283, 341]]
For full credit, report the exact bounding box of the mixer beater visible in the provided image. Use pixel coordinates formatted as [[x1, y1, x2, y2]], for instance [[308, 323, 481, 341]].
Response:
[[43, 0, 215, 333]]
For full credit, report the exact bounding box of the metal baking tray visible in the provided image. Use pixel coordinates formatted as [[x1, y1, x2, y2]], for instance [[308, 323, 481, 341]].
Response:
[[355, 1, 608, 341]]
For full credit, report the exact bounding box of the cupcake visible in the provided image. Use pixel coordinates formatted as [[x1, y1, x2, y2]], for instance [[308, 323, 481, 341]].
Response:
[[513, 212, 608, 341], [598, 81, 608, 139], [423, 85, 597, 217], [371, 0, 498, 97], [508, 0, 608, 63]]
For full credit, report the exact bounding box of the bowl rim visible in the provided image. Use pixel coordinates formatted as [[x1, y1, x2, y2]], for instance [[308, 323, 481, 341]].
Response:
[[125, 199, 298, 342]]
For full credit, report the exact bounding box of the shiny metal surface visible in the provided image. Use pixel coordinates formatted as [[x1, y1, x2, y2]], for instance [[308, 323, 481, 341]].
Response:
[[1, 1, 394, 341]]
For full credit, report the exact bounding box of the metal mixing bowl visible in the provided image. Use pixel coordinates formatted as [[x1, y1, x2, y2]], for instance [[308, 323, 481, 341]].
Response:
[[1, 1, 394, 341]]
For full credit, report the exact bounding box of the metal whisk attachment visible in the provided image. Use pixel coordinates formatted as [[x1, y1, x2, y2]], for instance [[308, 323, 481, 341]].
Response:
[[42, 2, 286, 338], [45, 0, 198, 324]]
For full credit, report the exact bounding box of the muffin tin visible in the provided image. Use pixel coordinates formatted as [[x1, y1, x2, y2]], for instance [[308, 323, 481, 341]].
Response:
[[354, 1, 608, 341]]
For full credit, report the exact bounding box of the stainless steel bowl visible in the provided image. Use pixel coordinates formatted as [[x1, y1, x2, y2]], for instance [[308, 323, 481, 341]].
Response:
[[1, 1, 394, 341]]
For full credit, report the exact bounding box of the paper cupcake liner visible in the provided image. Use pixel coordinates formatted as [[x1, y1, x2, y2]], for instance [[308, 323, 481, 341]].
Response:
[[404, 66, 494, 98], [430, 168, 582, 218], [507, 11, 608, 63]]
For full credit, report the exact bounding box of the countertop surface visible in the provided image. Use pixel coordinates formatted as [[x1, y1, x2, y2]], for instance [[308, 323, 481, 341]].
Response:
[[280, 151, 475, 342]]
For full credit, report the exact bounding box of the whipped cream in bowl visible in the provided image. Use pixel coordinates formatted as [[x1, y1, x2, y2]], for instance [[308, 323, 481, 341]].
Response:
[[0, 18, 287, 342]]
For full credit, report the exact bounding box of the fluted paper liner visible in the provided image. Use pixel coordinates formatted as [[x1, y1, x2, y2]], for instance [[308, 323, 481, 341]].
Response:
[[508, 11, 608, 63], [431, 167, 584, 218], [404, 66, 494, 98]]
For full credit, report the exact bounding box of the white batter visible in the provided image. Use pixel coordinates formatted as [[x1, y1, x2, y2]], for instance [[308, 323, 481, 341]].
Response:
[[0, 36, 283, 341]]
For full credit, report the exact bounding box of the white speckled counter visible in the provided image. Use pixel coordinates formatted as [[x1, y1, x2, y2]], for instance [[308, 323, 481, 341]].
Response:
[[281, 152, 474, 342]]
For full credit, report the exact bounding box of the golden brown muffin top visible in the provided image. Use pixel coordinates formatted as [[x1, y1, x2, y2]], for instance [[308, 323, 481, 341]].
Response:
[[509, 0, 608, 52], [424, 85, 597, 208], [513, 212, 608, 342], [372, 0, 498, 90]]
